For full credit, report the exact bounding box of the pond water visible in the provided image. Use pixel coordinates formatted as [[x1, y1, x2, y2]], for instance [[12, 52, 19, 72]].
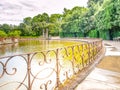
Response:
[[0, 39, 81, 57]]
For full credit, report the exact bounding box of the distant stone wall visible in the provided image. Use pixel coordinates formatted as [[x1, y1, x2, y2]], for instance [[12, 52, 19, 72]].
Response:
[[0, 38, 18, 45]]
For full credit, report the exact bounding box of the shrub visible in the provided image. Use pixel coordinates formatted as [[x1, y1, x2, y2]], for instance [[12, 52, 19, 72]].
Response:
[[0, 30, 7, 38], [8, 30, 21, 38]]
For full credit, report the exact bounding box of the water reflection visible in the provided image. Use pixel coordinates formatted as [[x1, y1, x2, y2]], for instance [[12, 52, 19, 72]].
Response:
[[0, 40, 55, 57], [0, 43, 18, 56], [0, 40, 81, 57]]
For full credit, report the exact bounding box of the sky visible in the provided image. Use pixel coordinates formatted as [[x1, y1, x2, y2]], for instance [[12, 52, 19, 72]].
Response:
[[0, 0, 88, 25]]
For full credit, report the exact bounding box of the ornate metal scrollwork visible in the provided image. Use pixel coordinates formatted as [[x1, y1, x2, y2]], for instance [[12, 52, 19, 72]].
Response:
[[0, 55, 28, 90], [0, 39, 103, 90], [40, 80, 52, 90]]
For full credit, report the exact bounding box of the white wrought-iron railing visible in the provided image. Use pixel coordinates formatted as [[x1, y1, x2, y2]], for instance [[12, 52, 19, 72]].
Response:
[[0, 39, 103, 90]]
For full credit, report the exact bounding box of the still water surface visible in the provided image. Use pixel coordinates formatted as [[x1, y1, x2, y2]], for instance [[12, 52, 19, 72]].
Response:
[[0, 39, 81, 57]]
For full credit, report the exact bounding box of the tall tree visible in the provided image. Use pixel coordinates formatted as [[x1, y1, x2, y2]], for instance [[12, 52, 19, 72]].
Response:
[[49, 14, 62, 36], [61, 6, 88, 37]]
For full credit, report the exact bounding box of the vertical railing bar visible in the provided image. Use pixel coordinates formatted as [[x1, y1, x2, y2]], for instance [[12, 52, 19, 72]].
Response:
[[27, 54, 31, 90], [56, 49, 60, 89], [81, 44, 84, 68], [92, 42, 94, 61], [72, 46, 76, 74], [88, 43, 91, 64]]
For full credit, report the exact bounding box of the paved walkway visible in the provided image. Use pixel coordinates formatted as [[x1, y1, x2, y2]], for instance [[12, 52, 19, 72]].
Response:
[[75, 41, 120, 90]]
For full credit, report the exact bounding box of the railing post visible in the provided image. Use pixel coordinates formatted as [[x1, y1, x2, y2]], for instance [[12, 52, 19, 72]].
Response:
[[56, 49, 60, 89], [88, 43, 91, 64], [81, 44, 84, 68], [27, 54, 31, 90], [72, 46, 76, 74], [95, 41, 98, 55], [92, 42, 95, 61]]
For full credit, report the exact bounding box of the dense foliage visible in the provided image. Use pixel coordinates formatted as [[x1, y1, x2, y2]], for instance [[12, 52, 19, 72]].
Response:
[[0, 0, 119, 40], [0, 30, 7, 38], [87, 0, 120, 39]]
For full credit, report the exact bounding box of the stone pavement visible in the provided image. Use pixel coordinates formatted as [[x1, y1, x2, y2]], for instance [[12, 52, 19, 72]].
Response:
[[75, 41, 120, 90]]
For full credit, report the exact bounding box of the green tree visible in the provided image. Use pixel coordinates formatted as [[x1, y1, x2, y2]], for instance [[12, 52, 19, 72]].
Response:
[[94, 0, 120, 39], [0, 30, 7, 38], [31, 13, 50, 36], [61, 6, 88, 37], [19, 23, 33, 36], [23, 17, 32, 25], [0, 24, 12, 33], [8, 30, 21, 38], [49, 14, 62, 36]]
